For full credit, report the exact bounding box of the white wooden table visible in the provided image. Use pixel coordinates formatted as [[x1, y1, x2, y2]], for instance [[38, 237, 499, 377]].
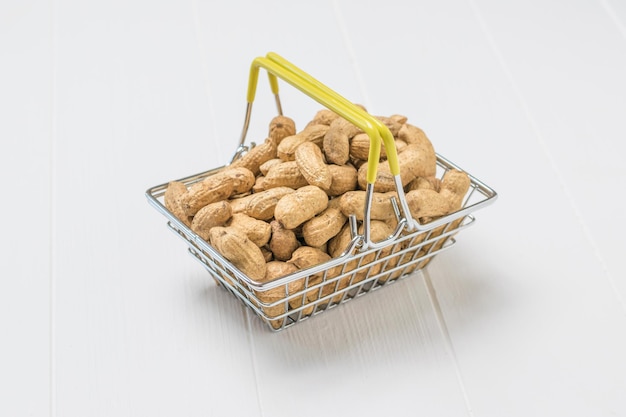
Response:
[[2, 0, 626, 416]]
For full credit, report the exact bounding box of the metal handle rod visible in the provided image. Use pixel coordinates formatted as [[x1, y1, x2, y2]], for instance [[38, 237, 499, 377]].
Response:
[[264, 52, 417, 233], [240, 54, 417, 248], [243, 56, 395, 249]]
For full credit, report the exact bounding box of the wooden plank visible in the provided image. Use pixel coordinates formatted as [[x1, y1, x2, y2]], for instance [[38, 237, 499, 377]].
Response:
[[246, 276, 473, 417], [0, 1, 52, 416], [470, 0, 626, 305], [451, 3, 626, 414], [340, 0, 626, 415], [600, 0, 626, 42], [51, 1, 261, 415]]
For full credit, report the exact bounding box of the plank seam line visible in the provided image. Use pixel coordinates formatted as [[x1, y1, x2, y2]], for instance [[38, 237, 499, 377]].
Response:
[[599, 0, 626, 42], [190, 0, 224, 158], [190, 2, 264, 413], [331, 0, 372, 110], [577, 120, 626, 313], [50, 0, 58, 415], [244, 308, 266, 417], [423, 271, 475, 417], [468, 0, 626, 316]]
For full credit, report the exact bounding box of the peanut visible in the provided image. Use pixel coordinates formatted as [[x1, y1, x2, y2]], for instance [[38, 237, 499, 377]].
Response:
[[287, 246, 341, 315], [252, 176, 265, 193], [349, 156, 367, 171], [397, 122, 432, 148], [227, 213, 272, 247], [255, 261, 301, 329], [406, 169, 470, 222], [274, 185, 329, 229], [349, 132, 387, 161], [323, 117, 361, 165], [339, 190, 399, 222], [394, 140, 408, 154], [295, 141, 332, 190], [415, 216, 466, 271], [355, 220, 395, 279], [261, 246, 273, 263], [357, 143, 437, 192], [277, 124, 328, 161], [182, 167, 255, 216], [164, 181, 192, 227], [302, 206, 347, 248], [268, 115, 296, 145], [440, 169, 471, 212], [263, 161, 309, 190], [302, 125, 330, 148], [405, 189, 450, 220], [229, 139, 277, 176], [269, 220, 300, 261], [228, 193, 254, 214], [190, 200, 232, 240], [327, 220, 394, 302], [390, 114, 408, 124], [277, 135, 306, 162], [259, 158, 282, 176], [375, 115, 405, 137], [234, 186, 295, 221], [327, 164, 358, 197], [406, 176, 441, 193], [288, 245, 333, 271], [229, 168, 258, 195], [380, 231, 428, 283], [328, 223, 354, 259], [306, 109, 340, 127], [327, 195, 342, 210], [208, 226, 266, 282], [264, 260, 299, 283]]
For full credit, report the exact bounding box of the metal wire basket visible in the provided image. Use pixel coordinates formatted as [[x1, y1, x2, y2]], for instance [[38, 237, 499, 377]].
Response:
[[146, 53, 498, 331]]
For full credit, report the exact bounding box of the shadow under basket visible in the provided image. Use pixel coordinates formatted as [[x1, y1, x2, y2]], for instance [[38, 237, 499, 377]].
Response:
[[146, 154, 497, 331]]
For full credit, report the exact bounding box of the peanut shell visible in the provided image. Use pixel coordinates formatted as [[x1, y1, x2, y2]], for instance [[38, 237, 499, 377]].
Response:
[[191, 200, 232, 240], [208, 226, 266, 282], [274, 185, 329, 229], [295, 141, 332, 190], [164, 181, 192, 226]]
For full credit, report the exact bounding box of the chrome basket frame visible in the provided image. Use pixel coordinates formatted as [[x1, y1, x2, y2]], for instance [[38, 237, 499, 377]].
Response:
[[146, 153, 497, 331]]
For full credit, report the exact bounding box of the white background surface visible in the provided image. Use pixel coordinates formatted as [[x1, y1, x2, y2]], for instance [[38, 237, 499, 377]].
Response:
[[2, 0, 626, 416]]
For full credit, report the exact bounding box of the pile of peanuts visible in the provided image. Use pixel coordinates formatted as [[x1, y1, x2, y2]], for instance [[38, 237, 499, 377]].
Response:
[[165, 109, 470, 327]]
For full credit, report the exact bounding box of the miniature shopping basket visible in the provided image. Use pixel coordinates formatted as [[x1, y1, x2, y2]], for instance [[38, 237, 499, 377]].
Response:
[[145, 52, 498, 331]]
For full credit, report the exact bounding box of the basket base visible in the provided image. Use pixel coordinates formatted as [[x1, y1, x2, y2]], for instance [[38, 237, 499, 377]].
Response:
[[188, 214, 468, 331]]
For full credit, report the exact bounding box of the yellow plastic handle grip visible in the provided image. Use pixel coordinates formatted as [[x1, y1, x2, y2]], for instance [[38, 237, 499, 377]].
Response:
[[246, 56, 387, 184], [265, 52, 400, 179], [247, 66, 279, 102]]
